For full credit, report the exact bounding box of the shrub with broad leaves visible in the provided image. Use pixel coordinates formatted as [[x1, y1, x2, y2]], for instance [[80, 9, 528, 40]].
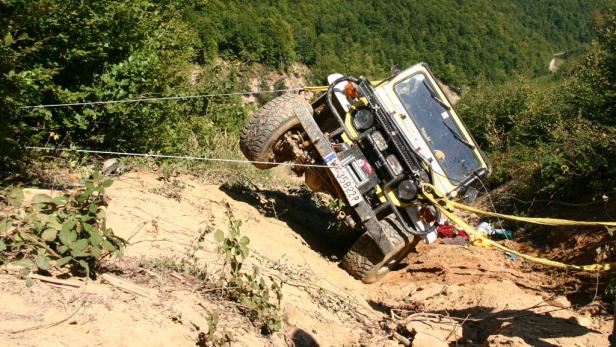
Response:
[[0, 172, 123, 278]]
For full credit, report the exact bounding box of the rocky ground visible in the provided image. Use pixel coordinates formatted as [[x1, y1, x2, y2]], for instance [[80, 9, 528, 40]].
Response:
[[0, 171, 612, 346]]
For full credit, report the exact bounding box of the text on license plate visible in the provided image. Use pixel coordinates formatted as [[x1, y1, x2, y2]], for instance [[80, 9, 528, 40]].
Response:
[[331, 162, 362, 207]]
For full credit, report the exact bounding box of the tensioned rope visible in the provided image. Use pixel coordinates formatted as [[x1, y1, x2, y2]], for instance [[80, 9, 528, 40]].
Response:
[[24, 146, 338, 169], [21, 85, 332, 168], [18, 86, 329, 109]]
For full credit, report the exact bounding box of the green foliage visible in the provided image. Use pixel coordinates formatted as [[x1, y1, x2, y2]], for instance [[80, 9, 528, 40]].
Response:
[[325, 198, 347, 231], [215, 212, 283, 334], [0, 171, 124, 276], [214, 215, 250, 276], [0, 0, 250, 178], [458, 4, 616, 199], [206, 311, 219, 342], [572, 4, 616, 126], [185, 0, 603, 86], [200, 311, 232, 346]]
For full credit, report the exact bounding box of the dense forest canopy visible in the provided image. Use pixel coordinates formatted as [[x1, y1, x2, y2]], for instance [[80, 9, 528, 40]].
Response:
[[186, 0, 603, 86], [458, 5, 616, 199]]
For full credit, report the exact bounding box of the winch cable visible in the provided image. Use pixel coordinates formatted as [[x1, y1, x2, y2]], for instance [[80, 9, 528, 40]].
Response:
[[420, 183, 616, 271], [18, 86, 330, 109], [24, 146, 340, 169]]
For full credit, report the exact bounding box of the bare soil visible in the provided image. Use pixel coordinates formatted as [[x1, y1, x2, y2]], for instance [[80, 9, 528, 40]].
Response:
[[0, 171, 612, 346]]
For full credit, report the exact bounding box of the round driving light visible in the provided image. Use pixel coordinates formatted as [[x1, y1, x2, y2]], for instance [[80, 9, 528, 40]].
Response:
[[397, 180, 418, 202], [352, 109, 374, 130]]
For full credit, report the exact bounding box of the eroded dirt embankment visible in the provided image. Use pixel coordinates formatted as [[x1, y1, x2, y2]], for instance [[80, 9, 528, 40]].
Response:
[[0, 172, 612, 346]]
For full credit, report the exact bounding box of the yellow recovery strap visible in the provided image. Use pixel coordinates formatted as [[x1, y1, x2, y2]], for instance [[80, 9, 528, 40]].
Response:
[[450, 200, 616, 228], [303, 86, 329, 92], [302, 82, 384, 93], [420, 183, 616, 272]]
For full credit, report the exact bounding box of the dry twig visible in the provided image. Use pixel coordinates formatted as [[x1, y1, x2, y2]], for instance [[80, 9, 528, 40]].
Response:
[[101, 273, 158, 300], [9, 300, 85, 334], [29, 274, 83, 288], [445, 313, 471, 341], [392, 331, 411, 346]]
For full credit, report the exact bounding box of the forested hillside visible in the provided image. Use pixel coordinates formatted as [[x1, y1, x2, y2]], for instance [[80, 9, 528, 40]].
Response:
[[458, 4, 616, 200], [187, 0, 603, 86]]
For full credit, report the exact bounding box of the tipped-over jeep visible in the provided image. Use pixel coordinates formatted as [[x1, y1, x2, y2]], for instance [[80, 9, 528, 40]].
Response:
[[240, 63, 491, 283]]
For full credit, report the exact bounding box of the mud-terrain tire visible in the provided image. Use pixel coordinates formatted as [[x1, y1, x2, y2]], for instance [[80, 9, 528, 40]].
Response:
[[240, 93, 311, 169], [341, 217, 414, 284]]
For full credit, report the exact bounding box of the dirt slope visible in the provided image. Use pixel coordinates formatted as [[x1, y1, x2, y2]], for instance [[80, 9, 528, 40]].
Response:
[[0, 172, 612, 346]]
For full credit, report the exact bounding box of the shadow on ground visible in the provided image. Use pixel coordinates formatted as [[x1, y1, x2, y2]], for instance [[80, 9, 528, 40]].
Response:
[[219, 182, 359, 259], [440, 306, 597, 346], [291, 328, 320, 347], [371, 299, 599, 347]]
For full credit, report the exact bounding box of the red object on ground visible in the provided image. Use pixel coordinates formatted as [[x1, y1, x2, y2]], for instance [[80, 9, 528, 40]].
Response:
[[437, 223, 468, 239]]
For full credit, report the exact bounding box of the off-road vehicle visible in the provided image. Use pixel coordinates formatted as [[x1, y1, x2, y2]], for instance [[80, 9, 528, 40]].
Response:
[[240, 63, 491, 283]]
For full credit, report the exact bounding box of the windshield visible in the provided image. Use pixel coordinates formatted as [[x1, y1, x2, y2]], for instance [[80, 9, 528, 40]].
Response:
[[394, 73, 481, 184]]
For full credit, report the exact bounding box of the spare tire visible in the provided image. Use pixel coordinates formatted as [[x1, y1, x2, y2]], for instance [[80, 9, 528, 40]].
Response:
[[240, 94, 312, 169], [341, 217, 415, 283]]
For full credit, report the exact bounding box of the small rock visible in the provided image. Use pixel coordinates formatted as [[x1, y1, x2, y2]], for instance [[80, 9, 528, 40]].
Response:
[[579, 301, 602, 315], [270, 332, 289, 347], [381, 340, 401, 347], [547, 296, 571, 309], [408, 284, 445, 301], [102, 158, 119, 175], [406, 320, 454, 343], [574, 315, 594, 329], [486, 335, 527, 346], [412, 332, 448, 347]]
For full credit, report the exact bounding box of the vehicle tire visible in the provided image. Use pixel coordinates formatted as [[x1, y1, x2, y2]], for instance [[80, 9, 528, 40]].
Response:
[[341, 217, 415, 284], [240, 93, 311, 169]]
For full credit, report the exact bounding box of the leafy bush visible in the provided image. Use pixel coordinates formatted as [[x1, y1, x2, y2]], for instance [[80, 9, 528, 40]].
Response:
[[214, 212, 283, 334], [0, 172, 124, 277], [0, 0, 250, 179]]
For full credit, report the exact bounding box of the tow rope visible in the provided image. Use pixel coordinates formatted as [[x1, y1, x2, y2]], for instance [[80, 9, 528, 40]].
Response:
[[420, 183, 616, 271], [449, 199, 616, 228], [303, 86, 329, 92]]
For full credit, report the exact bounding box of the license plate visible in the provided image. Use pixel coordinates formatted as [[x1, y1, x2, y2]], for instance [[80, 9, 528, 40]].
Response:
[[325, 152, 362, 207]]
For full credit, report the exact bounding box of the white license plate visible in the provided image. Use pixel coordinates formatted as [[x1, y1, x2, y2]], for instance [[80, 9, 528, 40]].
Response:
[[327, 159, 362, 207]]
